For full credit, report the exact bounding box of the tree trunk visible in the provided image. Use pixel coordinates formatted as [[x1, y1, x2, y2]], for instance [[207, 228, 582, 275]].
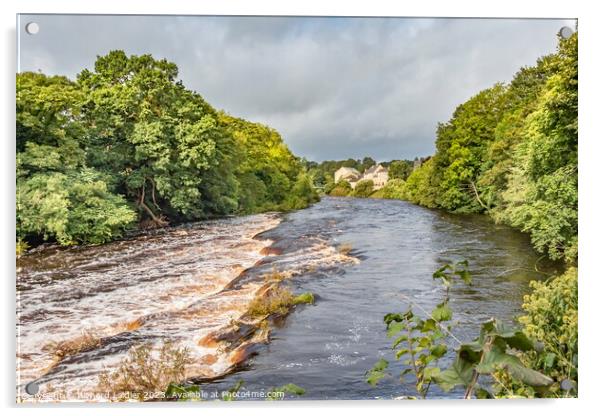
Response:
[[137, 183, 168, 227]]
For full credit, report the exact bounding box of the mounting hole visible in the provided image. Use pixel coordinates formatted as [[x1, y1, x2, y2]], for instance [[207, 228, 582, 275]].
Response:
[[25, 22, 39, 35], [559, 26, 574, 39], [25, 381, 39, 395]]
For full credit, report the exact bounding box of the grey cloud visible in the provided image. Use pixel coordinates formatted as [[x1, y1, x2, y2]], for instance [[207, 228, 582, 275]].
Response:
[[18, 15, 575, 161]]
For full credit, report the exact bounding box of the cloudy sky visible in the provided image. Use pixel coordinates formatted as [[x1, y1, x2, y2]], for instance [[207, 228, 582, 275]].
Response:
[[18, 15, 575, 161]]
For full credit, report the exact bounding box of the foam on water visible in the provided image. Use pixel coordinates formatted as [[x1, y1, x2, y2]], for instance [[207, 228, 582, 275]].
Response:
[[16, 210, 358, 402]]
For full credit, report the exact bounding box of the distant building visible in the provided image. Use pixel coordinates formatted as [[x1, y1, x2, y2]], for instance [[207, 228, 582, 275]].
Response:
[[334, 164, 389, 190], [362, 164, 389, 189], [334, 167, 361, 188]]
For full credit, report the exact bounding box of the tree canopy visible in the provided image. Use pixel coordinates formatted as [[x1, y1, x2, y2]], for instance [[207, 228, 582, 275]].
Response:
[[17, 51, 318, 248], [403, 33, 577, 263]]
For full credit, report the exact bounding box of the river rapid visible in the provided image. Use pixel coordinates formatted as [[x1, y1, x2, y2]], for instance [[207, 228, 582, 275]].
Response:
[[16, 197, 560, 401]]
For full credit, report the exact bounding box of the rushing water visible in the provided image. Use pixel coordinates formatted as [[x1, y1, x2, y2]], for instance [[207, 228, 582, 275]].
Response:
[[16, 197, 560, 402]]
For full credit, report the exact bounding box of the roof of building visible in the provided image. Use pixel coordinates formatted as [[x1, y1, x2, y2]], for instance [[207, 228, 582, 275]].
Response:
[[336, 167, 361, 176], [364, 164, 387, 175]]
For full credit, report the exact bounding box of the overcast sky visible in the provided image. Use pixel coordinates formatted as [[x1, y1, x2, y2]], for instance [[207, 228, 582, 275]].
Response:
[[17, 15, 575, 161]]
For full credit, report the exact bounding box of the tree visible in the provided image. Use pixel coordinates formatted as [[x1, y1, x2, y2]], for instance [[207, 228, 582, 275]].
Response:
[[351, 179, 374, 198], [16, 51, 319, 248], [329, 179, 352, 197], [16, 71, 136, 245], [498, 34, 577, 262], [388, 160, 413, 181], [78, 51, 232, 224]]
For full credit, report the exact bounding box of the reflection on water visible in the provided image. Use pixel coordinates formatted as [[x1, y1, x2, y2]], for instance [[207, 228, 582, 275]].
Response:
[[16, 197, 560, 401]]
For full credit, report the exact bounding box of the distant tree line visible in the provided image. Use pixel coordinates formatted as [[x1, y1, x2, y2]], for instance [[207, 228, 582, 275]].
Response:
[[304, 157, 416, 194], [17, 51, 318, 249]]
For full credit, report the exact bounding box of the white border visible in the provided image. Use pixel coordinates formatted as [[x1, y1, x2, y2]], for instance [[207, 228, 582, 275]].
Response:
[[2, 1, 600, 415]]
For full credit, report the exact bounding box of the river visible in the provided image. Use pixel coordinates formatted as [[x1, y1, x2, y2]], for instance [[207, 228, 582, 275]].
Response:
[[16, 197, 560, 401]]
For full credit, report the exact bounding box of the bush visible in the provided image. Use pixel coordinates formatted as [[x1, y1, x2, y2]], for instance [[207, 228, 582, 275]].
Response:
[[519, 267, 577, 395], [247, 286, 295, 318], [380, 178, 406, 200], [17, 171, 137, 245], [351, 179, 374, 198], [493, 267, 578, 397], [329, 179, 352, 196], [98, 342, 193, 399]]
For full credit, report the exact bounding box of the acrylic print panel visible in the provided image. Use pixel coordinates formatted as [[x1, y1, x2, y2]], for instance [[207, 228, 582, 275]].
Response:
[[16, 14, 578, 402]]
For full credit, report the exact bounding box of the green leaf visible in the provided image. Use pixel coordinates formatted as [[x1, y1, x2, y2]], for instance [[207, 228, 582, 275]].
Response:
[[432, 301, 452, 322], [423, 366, 441, 381], [366, 358, 389, 386], [373, 358, 389, 371], [454, 269, 472, 285], [395, 348, 410, 360], [475, 346, 553, 387], [503, 356, 553, 387], [422, 319, 437, 332], [392, 334, 408, 348], [387, 321, 405, 337], [543, 352, 557, 369], [434, 357, 474, 392], [430, 344, 448, 359], [458, 342, 483, 364]]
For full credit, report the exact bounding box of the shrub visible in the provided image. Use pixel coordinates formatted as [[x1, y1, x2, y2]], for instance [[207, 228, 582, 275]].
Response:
[[329, 179, 352, 197], [351, 179, 374, 198], [97, 342, 192, 399], [247, 286, 295, 317], [380, 178, 407, 200], [502, 267, 578, 397]]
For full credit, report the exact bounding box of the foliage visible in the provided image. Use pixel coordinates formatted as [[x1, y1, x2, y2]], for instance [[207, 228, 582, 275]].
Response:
[[378, 178, 407, 200], [404, 158, 438, 208], [403, 33, 577, 263], [366, 261, 470, 398], [17, 171, 136, 245], [351, 179, 374, 198], [496, 35, 578, 262], [497, 267, 577, 397], [17, 51, 318, 249], [292, 292, 315, 305], [329, 179, 352, 197], [387, 160, 414, 181], [367, 261, 556, 399], [247, 285, 314, 318], [98, 342, 192, 399]]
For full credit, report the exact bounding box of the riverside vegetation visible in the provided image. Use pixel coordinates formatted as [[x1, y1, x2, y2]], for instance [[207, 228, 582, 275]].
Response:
[[16, 50, 318, 252], [362, 33, 578, 398]]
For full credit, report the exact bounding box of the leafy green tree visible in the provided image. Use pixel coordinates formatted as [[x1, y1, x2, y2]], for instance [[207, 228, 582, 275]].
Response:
[[361, 156, 376, 172], [498, 34, 577, 262], [329, 179, 352, 197], [351, 179, 374, 198], [17, 171, 136, 245], [379, 178, 406, 200], [16, 51, 318, 249], [388, 160, 413, 181], [16, 71, 137, 245], [433, 84, 509, 212], [78, 51, 234, 224], [404, 159, 438, 208]]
